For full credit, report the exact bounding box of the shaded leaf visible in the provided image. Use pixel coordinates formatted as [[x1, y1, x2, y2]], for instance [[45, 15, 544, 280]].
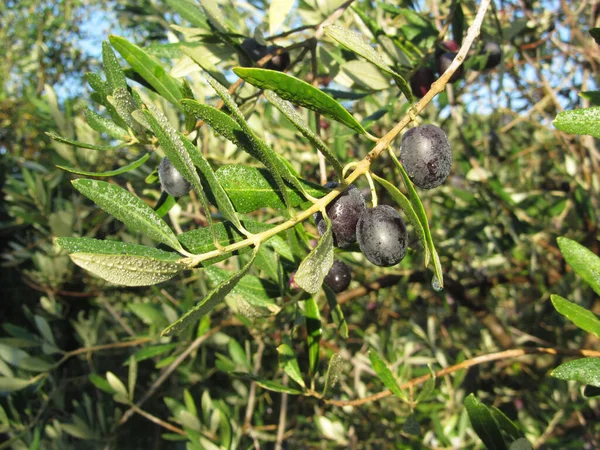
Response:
[[590, 28, 600, 45], [490, 407, 525, 442], [72, 178, 183, 252], [294, 217, 334, 294], [368, 351, 406, 401], [464, 393, 508, 450], [46, 132, 123, 151], [305, 296, 322, 376], [57, 153, 150, 177], [324, 286, 348, 339], [557, 237, 600, 296], [0, 377, 33, 393], [162, 246, 259, 335], [165, 0, 207, 28], [233, 67, 368, 135], [234, 373, 303, 394], [551, 357, 600, 387]]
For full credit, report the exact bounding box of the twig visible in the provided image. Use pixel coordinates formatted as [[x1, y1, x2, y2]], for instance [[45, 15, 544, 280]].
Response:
[[129, 404, 186, 436], [274, 373, 290, 450], [320, 347, 600, 407]]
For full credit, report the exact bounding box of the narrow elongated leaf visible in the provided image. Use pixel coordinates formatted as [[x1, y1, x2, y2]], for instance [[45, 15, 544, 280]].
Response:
[[233, 373, 303, 394], [0, 377, 35, 393], [369, 351, 406, 400], [277, 343, 306, 388], [323, 25, 412, 101], [390, 149, 443, 288], [551, 295, 600, 338], [551, 357, 600, 387], [57, 153, 150, 177], [142, 106, 216, 232], [198, 0, 229, 33], [305, 296, 322, 376], [165, 0, 207, 28], [204, 74, 307, 212], [179, 132, 242, 230], [322, 353, 343, 397], [373, 173, 430, 266], [490, 407, 525, 442], [553, 107, 600, 138], [464, 394, 507, 450], [109, 35, 183, 109], [106, 372, 128, 397], [84, 108, 129, 140], [216, 165, 325, 213], [107, 88, 147, 135], [324, 286, 348, 339], [264, 90, 343, 178], [102, 41, 128, 93], [162, 246, 260, 336], [72, 178, 183, 252], [127, 344, 178, 363], [46, 132, 122, 151], [294, 217, 334, 294], [181, 100, 248, 149], [57, 237, 186, 286], [416, 366, 436, 403], [269, 0, 294, 35], [234, 68, 367, 135], [181, 46, 230, 86], [128, 356, 137, 401], [557, 237, 600, 296]]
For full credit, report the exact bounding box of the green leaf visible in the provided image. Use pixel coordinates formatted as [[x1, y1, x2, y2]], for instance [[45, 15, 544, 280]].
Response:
[[584, 385, 600, 397], [509, 438, 533, 450], [373, 173, 430, 267], [403, 413, 420, 435], [107, 88, 147, 135], [294, 217, 334, 294], [551, 357, 600, 387], [464, 393, 508, 450], [269, 0, 294, 35], [277, 343, 306, 388], [181, 46, 230, 86], [109, 35, 183, 109], [89, 373, 116, 393], [264, 90, 344, 178], [128, 356, 137, 401], [557, 237, 600, 296], [57, 153, 150, 177], [204, 74, 310, 212], [322, 353, 343, 397], [551, 295, 600, 338], [181, 99, 247, 148], [215, 165, 326, 214], [416, 367, 436, 403], [162, 246, 259, 336], [490, 407, 525, 442], [234, 373, 303, 394], [579, 91, 600, 106], [198, 0, 229, 33], [0, 377, 34, 393], [102, 41, 128, 93], [305, 296, 322, 376], [323, 25, 412, 101], [233, 67, 368, 135], [368, 351, 406, 401], [324, 286, 348, 339], [71, 178, 184, 252], [391, 150, 443, 288], [84, 108, 129, 140], [106, 372, 128, 397], [46, 132, 123, 151], [553, 107, 600, 138], [165, 0, 207, 28], [57, 237, 185, 286]]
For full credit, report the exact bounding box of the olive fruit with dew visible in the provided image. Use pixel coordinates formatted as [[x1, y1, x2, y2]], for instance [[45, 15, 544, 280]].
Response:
[[356, 205, 408, 267], [480, 41, 502, 70], [158, 157, 192, 198], [410, 67, 436, 99], [400, 124, 452, 190], [314, 182, 366, 248], [435, 40, 463, 82], [324, 260, 352, 293]]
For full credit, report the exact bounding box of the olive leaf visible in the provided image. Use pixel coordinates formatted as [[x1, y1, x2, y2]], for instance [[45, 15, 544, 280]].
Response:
[[294, 216, 334, 294]]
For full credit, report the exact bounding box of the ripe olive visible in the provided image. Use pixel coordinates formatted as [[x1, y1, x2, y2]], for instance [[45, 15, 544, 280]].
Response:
[[239, 38, 269, 67], [410, 67, 436, 98], [400, 124, 452, 190], [356, 205, 408, 267], [158, 157, 192, 198], [265, 45, 290, 72], [324, 260, 352, 293], [436, 52, 463, 82], [314, 182, 367, 248], [481, 41, 502, 70]]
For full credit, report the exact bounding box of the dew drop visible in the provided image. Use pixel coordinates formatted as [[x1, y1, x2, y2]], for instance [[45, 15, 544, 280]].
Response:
[[431, 275, 443, 292]]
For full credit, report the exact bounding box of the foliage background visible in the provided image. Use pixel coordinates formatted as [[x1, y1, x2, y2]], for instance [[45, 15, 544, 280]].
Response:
[[0, 0, 599, 448]]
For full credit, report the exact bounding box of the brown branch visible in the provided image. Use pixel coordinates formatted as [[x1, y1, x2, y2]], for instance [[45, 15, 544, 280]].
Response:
[[322, 347, 600, 407]]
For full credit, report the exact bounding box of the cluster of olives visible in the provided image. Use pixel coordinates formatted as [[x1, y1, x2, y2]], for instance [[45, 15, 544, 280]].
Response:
[[410, 39, 503, 99], [239, 37, 290, 72], [319, 124, 451, 293]]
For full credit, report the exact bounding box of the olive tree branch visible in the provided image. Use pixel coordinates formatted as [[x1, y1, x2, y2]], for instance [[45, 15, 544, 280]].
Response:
[[319, 347, 600, 407]]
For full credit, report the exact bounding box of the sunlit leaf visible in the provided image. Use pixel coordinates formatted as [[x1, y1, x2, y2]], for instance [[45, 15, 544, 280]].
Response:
[[551, 357, 600, 387], [557, 237, 600, 296], [277, 343, 306, 388], [553, 107, 600, 138], [57, 153, 150, 177], [294, 217, 334, 294]]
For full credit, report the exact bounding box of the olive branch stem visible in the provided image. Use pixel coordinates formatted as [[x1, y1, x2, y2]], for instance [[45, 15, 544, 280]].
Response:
[[184, 0, 492, 268]]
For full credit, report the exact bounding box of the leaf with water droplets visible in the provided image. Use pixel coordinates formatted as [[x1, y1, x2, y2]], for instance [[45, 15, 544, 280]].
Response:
[[107, 88, 146, 135], [102, 41, 128, 93], [557, 237, 600, 296], [57, 237, 185, 286], [162, 246, 260, 336], [551, 295, 600, 338], [551, 357, 600, 387], [322, 353, 343, 396], [45, 132, 123, 151], [57, 153, 150, 177], [84, 107, 129, 140], [233, 67, 368, 135], [294, 217, 333, 294], [197, 0, 228, 33], [71, 179, 183, 252], [553, 107, 600, 138], [264, 90, 343, 178]]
